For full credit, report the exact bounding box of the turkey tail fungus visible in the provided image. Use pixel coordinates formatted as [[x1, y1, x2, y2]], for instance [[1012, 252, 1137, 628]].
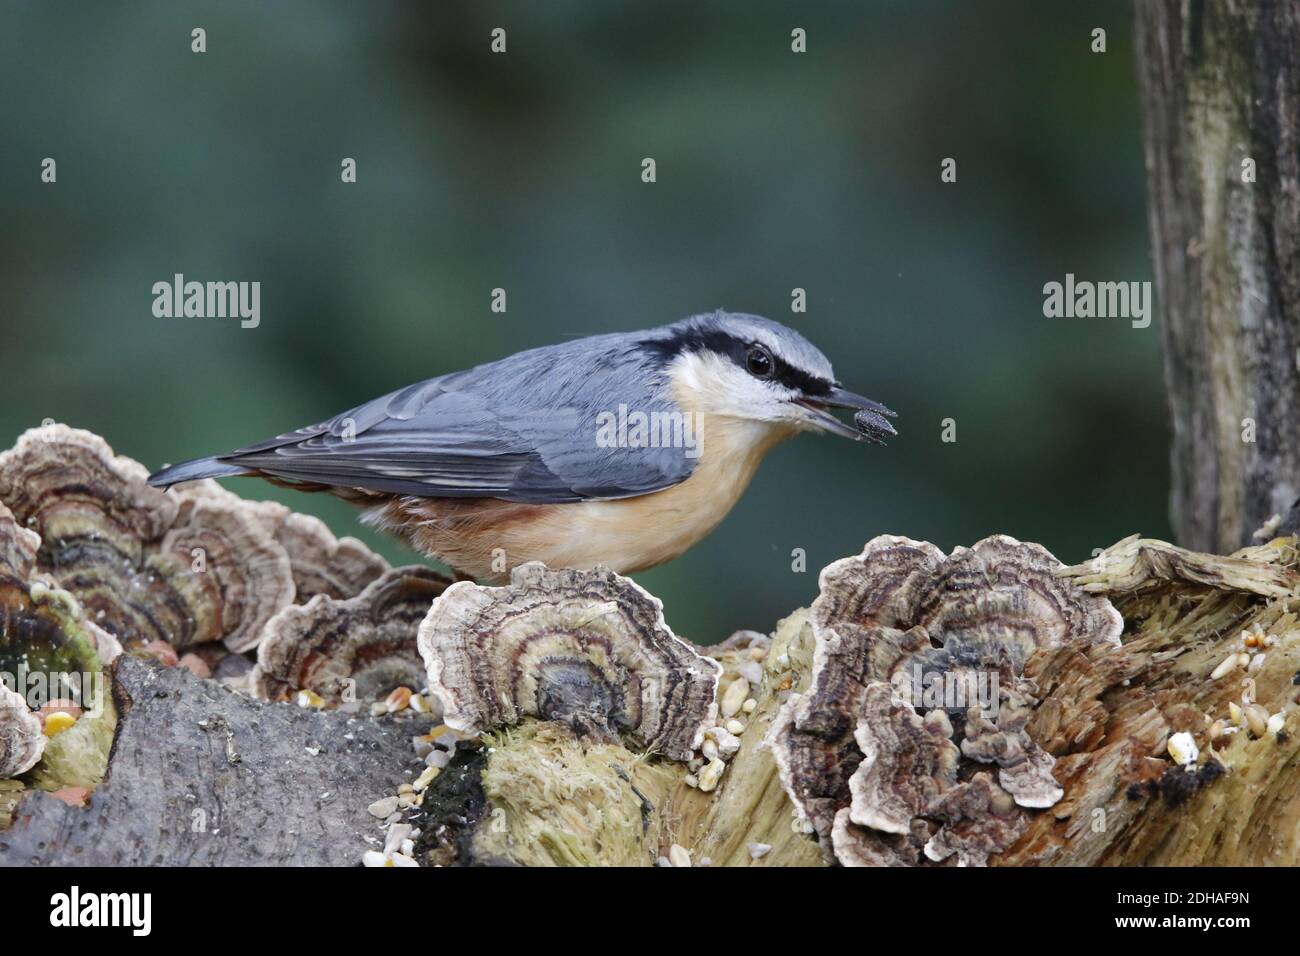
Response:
[[2, 428, 1300, 867]]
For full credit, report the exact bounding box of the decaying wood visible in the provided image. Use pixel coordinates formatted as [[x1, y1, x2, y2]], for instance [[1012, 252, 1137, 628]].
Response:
[[416, 536, 1300, 866], [414, 611, 826, 867], [1, 655, 433, 866], [1136, 0, 1300, 552], [2, 532, 1298, 867], [1006, 535, 1300, 864]]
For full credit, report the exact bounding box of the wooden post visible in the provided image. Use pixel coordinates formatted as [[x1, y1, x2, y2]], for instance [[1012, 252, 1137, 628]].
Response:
[[1136, 0, 1300, 552]]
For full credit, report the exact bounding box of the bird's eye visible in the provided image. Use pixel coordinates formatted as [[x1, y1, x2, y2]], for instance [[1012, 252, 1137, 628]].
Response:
[[746, 345, 774, 379]]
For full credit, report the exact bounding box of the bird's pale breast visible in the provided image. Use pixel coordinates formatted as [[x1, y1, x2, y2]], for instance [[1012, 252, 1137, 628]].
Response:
[[365, 407, 794, 581]]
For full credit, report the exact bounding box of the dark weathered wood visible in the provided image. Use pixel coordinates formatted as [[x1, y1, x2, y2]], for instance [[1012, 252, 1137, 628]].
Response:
[[1137, 0, 1300, 552], [0, 655, 431, 866]]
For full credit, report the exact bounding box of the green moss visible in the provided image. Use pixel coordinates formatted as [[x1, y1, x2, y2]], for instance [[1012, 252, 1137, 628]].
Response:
[[0, 583, 117, 793], [473, 720, 678, 867], [0, 583, 103, 690], [25, 691, 117, 792]]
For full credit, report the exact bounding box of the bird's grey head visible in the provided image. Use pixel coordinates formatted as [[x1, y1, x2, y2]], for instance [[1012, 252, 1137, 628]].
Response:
[[644, 311, 896, 443]]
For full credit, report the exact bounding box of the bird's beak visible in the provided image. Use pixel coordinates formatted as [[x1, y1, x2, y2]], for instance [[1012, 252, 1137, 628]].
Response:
[[794, 386, 897, 444]]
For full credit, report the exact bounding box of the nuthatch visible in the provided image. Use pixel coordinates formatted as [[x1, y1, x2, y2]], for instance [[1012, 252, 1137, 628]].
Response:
[[148, 311, 895, 581]]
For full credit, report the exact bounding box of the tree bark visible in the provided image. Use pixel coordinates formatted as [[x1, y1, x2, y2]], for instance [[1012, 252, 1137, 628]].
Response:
[[2, 656, 434, 866], [1137, 0, 1300, 552]]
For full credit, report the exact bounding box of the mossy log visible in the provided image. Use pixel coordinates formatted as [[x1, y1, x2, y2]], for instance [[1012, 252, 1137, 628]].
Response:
[[3, 532, 1298, 867], [417, 535, 1300, 867]]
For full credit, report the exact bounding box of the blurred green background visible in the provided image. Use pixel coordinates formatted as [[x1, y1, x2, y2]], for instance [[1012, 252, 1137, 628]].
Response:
[[0, 0, 1166, 644]]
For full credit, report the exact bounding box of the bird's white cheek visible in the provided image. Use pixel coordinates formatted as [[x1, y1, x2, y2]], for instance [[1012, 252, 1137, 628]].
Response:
[[668, 352, 793, 421], [669, 352, 735, 410]]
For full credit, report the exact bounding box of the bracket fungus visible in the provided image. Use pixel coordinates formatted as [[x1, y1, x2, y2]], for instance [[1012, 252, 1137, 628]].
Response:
[[768, 534, 1122, 866], [265, 511, 389, 601], [0, 683, 43, 779], [921, 772, 1025, 867], [176, 480, 389, 602], [846, 682, 960, 836], [251, 566, 451, 706], [0, 425, 295, 652], [0, 498, 107, 697], [417, 563, 720, 760], [0, 500, 117, 793], [959, 684, 1064, 809]]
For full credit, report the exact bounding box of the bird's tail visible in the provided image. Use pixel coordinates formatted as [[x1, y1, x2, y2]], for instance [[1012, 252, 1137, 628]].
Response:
[[147, 456, 251, 488]]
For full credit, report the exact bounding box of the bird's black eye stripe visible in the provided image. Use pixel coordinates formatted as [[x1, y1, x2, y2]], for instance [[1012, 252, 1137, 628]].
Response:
[[642, 327, 833, 396]]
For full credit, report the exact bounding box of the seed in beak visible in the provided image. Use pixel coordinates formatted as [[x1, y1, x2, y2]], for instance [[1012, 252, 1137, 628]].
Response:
[[854, 408, 898, 444]]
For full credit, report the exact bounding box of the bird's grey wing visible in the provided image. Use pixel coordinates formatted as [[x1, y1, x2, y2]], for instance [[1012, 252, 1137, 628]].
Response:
[[212, 364, 695, 503]]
